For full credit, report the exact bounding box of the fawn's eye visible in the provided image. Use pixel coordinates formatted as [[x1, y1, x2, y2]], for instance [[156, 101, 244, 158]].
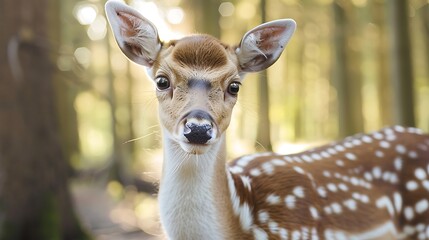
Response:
[[156, 76, 170, 91], [228, 82, 240, 95]]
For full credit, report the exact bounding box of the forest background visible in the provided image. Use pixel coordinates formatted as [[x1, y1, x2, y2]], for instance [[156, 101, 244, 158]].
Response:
[[0, 0, 428, 239]]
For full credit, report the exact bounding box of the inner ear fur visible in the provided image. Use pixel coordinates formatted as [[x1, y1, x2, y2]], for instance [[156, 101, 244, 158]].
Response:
[[236, 19, 296, 72], [105, 0, 161, 67]]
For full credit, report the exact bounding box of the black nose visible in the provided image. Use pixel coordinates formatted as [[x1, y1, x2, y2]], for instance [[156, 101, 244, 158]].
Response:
[[184, 122, 212, 144], [183, 110, 214, 144]]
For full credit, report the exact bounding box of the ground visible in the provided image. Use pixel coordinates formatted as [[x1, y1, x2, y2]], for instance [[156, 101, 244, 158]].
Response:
[[73, 183, 163, 240]]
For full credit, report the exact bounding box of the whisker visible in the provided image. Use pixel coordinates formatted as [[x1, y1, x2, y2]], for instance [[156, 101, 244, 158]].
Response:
[[143, 124, 160, 131], [123, 131, 159, 144]]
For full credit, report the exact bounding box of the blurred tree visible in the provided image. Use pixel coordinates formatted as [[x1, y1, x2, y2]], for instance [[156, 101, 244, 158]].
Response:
[[106, 32, 129, 185], [372, 0, 393, 126], [0, 0, 89, 239], [419, 3, 429, 83], [255, 0, 273, 151], [185, 0, 221, 37], [332, 0, 364, 137], [387, 0, 415, 126], [293, 40, 305, 141]]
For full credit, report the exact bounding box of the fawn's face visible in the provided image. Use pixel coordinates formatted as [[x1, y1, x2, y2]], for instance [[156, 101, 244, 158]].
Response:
[[105, 1, 296, 154], [151, 36, 241, 153]]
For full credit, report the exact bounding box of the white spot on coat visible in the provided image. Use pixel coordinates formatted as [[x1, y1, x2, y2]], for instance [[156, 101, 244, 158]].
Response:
[[375, 150, 384, 158], [408, 151, 418, 159], [279, 228, 288, 240], [415, 199, 429, 214], [258, 210, 269, 223], [309, 206, 319, 219], [415, 168, 427, 180], [343, 199, 357, 211], [335, 145, 345, 152], [327, 183, 338, 192], [331, 202, 342, 214], [293, 166, 305, 175], [364, 172, 373, 181], [311, 227, 319, 240], [396, 144, 406, 154], [394, 157, 402, 171], [292, 230, 301, 240], [327, 148, 337, 155], [262, 162, 274, 175], [317, 187, 327, 198], [422, 180, 429, 192], [271, 158, 286, 166], [406, 180, 419, 191], [376, 196, 395, 216], [311, 153, 322, 161], [336, 160, 345, 167], [394, 125, 405, 132], [345, 152, 357, 161], [404, 206, 414, 220], [239, 203, 253, 231], [250, 168, 261, 177], [372, 167, 382, 179], [253, 227, 268, 240], [266, 193, 280, 205], [338, 183, 349, 191], [380, 141, 390, 148], [285, 195, 296, 209], [362, 135, 373, 143], [229, 165, 243, 174], [240, 176, 252, 191], [293, 186, 305, 198], [268, 221, 279, 234], [373, 132, 384, 140], [393, 192, 402, 212]]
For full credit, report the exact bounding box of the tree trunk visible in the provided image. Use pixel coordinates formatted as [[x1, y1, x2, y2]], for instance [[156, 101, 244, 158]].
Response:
[[419, 3, 429, 84], [332, 1, 364, 137], [255, 0, 272, 151], [0, 0, 89, 239], [372, 0, 393, 126], [386, 0, 416, 126], [186, 0, 221, 38]]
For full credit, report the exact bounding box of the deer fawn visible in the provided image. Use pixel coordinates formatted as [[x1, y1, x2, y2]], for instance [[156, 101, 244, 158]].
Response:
[[105, 1, 429, 239]]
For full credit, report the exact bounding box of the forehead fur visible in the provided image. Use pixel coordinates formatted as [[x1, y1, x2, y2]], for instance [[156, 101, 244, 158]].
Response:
[[171, 35, 229, 69]]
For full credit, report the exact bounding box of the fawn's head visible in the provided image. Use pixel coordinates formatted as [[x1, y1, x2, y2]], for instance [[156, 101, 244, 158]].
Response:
[[106, 1, 296, 154]]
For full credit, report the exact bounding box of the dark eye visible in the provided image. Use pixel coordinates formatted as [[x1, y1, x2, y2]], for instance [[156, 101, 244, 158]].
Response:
[[156, 76, 170, 91], [228, 82, 240, 95]]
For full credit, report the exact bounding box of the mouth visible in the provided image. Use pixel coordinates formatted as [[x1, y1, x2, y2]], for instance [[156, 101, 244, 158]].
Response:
[[178, 141, 212, 155]]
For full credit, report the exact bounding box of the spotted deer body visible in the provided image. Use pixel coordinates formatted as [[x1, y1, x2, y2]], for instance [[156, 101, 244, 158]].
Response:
[[105, 2, 429, 239], [229, 126, 429, 239]]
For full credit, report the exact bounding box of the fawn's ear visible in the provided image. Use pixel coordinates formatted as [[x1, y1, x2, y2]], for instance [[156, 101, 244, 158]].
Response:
[[105, 0, 161, 67], [236, 19, 296, 72]]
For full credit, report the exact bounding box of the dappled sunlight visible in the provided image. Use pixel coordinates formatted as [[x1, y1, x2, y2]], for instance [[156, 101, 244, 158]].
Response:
[[62, 0, 429, 238], [74, 91, 113, 169], [3, 0, 429, 237], [106, 183, 163, 238], [132, 0, 184, 41]]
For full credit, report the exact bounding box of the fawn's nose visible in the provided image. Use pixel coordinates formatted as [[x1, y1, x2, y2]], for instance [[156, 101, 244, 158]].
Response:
[[183, 110, 215, 144]]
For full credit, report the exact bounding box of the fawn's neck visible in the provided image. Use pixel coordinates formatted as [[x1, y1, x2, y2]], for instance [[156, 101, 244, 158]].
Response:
[[158, 134, 241, 240]]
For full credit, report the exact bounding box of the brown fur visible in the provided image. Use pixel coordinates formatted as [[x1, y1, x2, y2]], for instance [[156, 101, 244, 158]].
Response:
[[172, 35, 228, 69], [229, 127, 429, 239]]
